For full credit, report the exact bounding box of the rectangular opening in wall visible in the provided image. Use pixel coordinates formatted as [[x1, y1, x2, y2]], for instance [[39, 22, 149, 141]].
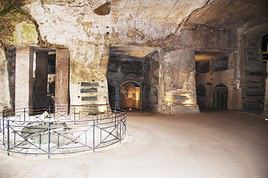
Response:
[[81, 96, 98, 101], [32, 47, 56, 110], [81, 82, 99, 87], [212, 56, 228, 71], [80, 88, 98, 93], [195, 51, 229, 111]]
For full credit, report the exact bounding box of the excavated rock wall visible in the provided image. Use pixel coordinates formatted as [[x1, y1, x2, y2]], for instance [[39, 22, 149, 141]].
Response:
[[21, 0, 212, 109], [238, 23, 268, 112], [159, 49, 199, 114], [0, 0, 266, 113]]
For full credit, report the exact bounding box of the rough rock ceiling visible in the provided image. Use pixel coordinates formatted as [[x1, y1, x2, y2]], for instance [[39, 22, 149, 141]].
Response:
[[185, 0, 268, 29], [111, 0, 209, 24], [22, 0, 213, 46], [37, 0, 210, 24], [27, 0, 267, 42], [34, 0, 268, 28], [1, 0, 267, 47]]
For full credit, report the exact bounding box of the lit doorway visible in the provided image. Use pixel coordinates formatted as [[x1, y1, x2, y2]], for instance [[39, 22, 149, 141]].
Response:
[[120, 81, 142, 110]]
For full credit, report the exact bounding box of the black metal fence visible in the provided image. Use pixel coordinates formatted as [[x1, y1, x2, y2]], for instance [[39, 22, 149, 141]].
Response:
[[0, 104, 127, 158]]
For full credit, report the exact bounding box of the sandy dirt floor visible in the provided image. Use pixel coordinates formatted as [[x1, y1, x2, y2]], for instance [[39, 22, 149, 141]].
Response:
[[0, 111, 268, 178]]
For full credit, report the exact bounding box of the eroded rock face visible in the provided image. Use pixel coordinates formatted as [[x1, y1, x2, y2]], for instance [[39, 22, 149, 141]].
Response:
[[0, 0, 267, 113], [25, 0, 211, 45], [0, 11, 38, 46], [14, 21, 38, 45], [159, 49, 199, 114], [94, 2, 111, 16], [19, 0, 212, 107]]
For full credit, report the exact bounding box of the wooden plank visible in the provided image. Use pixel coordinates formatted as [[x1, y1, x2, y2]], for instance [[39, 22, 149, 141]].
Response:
[[55, 48, 70, 109]]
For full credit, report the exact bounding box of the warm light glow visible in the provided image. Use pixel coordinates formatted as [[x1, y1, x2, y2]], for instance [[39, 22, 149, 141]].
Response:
[[164, 92, 194, 106], [120, 82, 141, 109], [195, 54, 212, 61], [135, 87, 140, 108], [127, 87, 137, 99], [164, 93, 173, 106], [195, 52, 223, 61], [183, 99, 194, 105], [98, 105, 107, 113], [182, 93, 194, 106]]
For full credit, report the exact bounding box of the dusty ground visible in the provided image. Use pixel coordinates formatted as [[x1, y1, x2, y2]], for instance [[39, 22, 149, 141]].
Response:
[[0, 111, 268, 178]]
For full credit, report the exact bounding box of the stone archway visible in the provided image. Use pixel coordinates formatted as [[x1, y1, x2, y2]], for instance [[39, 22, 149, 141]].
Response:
[[120, 81, 142, 110]]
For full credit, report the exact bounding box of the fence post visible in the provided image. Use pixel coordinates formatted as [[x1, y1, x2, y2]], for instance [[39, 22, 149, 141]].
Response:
[[57, 133, 60, 149], [119, 118, 122, 143], [7, 120, 10, 155], [96, 112, 98, 124], [125, 115, 127, 136], [13, 131, 16, 146], [2, 115, 5, 146], [39, 133, 41, 148], [54, 106, 56, 120], [114, 112, 117, 127], [93, 120, 95, 151], [85, 130, 87, 146], [48, 106, 51, 119], [73, 106, 76, 124], [23, 108, 26, 122], [0, 110, 2, 132], [48, 122, 51, 158]]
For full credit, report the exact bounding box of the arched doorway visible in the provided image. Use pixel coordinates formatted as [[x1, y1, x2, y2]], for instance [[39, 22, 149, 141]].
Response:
[[120, 81, 142, 110], [212, 84, 228, 110]]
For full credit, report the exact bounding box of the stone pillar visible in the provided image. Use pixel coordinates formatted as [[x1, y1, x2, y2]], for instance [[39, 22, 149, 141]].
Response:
[[231, 50, 243, 110], [264, 62, 268, 114], [55, 48, 70, 109], [15, 47, 32, 110], [0, 47, 11, 111], [158, 49, 199, 114]]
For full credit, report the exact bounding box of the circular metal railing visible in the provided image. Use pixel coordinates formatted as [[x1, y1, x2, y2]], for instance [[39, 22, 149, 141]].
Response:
[[0, 104, 127, 158]]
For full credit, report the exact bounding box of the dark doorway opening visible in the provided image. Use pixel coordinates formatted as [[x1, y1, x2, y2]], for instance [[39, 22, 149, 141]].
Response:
[[195, 51, 229, 111], [212, 84, 228, 110], [262, 33, 268, 56], [196, 85, 206, 110], [32, 49, 56, 110]]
